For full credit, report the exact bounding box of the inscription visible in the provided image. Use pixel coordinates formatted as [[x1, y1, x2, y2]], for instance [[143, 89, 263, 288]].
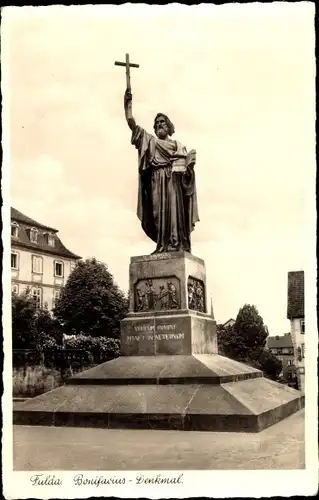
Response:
[[125, 332, 184, 343], [133, 253, 173, 262], [133, 324, 176, 332]]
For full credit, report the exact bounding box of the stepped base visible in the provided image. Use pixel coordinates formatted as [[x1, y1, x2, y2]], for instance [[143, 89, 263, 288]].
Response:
[[13, 355, 304, 432]]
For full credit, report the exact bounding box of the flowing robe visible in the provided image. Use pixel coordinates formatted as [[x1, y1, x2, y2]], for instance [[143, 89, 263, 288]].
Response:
[[132, 125, 199, 253]]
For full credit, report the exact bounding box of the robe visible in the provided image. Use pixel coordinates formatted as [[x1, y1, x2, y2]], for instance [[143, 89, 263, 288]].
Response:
[[131, 125, 199, 253]]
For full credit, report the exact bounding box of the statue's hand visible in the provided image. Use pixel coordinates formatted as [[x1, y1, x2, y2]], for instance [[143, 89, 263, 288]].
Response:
[[124, 88, 132, 108]]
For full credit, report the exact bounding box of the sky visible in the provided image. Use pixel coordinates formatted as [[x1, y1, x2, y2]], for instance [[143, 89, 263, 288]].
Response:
[[4, 3, 315, 335]]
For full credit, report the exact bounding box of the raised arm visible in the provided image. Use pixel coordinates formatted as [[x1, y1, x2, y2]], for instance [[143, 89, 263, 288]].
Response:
[[124, 89, 137, 132]]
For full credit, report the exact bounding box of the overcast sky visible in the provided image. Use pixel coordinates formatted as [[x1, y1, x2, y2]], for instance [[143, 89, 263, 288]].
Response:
[[4, 3, 315, 334]]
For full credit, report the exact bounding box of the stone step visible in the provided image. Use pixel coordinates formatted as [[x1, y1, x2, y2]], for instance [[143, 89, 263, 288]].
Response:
[[66, 354, 262, 386], [13, 356, 304, 433]]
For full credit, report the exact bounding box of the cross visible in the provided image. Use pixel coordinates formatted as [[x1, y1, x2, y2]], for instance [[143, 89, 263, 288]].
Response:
[[114, 53, 139, 91]]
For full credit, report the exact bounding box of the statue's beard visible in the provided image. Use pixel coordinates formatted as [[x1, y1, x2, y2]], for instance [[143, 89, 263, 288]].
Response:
[[156, 127, 167, 138]]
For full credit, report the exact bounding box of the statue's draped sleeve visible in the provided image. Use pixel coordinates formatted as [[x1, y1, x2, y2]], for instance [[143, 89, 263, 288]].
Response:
[[131, 125, 153, 172], [131, 126, 157, 241]]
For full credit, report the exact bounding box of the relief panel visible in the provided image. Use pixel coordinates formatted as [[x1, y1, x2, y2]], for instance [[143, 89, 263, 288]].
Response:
[[134, 276, 180, 312], [187, 276, 206, 313]]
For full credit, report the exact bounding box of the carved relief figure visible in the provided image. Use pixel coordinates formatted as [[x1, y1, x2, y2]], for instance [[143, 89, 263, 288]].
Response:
[[158, 285, 168, 309], [195, 282, 205, 312], [167, 281, 178, 309], [136, 287, 146, 311], [188, 282, 196, 309], [188, 277, 206, 313], [145, 279, 155, 310], [134, 277, 180, 312]]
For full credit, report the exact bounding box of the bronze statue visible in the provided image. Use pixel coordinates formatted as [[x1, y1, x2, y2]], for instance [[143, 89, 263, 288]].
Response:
[[115, 54, 199, 254]]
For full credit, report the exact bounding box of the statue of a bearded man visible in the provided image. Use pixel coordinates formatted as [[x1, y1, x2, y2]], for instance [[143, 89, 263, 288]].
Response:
[[124, 89, 199, 254]]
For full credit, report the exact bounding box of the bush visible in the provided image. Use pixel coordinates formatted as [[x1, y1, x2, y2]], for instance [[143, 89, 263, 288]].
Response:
[[12, 291, 37, 350], [63, 334, 120, 363], [13, 365, 62, 397]]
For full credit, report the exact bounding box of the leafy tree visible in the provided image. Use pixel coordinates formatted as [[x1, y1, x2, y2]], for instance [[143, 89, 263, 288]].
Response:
[[34, 305, 63, 348], [258, 349, 282, 380], [217, 323, 236, 356], [231, 304, 268, 360], [54, 258, 128, 338], [12, 290, 37, 349]]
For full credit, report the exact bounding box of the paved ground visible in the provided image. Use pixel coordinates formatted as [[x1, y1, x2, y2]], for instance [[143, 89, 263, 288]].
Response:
[[14, 409, 304, 471]]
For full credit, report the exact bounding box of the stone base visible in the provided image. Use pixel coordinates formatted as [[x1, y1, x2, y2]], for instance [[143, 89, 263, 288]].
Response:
[[13, 354, 305, 433], [121, 311, 217, 356], [121, 251, 217, 356]]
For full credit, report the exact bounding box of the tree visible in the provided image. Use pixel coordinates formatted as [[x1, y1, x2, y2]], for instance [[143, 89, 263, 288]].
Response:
[[232, 304, 268, 360], [258, 349, 282, 380], [54, 258, 129, 338], [218, 304, 268, 362], [34, 305, 63, 347], [217, 323, 237, 356], [12, 290, 37, 349]]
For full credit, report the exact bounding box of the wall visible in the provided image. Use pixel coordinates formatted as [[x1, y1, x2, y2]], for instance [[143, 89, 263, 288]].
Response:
[[290, 318, 305, 391], [11, 246, 77, 310]]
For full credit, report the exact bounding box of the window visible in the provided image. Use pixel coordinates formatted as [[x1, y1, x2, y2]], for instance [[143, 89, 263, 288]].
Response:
[[12, 283, 19, 294], [52, 289, 61, 308], [272, 348, 277, 355], [48, 234, 55, 246], [282, 348, 289, 354], [11, 222, 19, 238], [301, 343, 305, 359], [30, 227, 38, 243], [45, 233, 55, 246], [11, 252, 19, 269], [54, 261, 64, 277], [32, 287, 42, 309], [32, 255, 43, 274], [300, 319, 305, 334]]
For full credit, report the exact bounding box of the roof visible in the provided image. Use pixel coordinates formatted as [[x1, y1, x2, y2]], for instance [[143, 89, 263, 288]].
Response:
[[223, 318, 235, 327], [267, 334, 293, 349], [11, 207, 81, 260], [287, 271, 304, 319], [11, 207, 58, 232]]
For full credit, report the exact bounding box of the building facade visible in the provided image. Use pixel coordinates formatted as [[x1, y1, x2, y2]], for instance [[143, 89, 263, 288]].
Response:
[[11, 207, 81, 311], [267, 333, 295, 371], [287, 270, 305, 391]]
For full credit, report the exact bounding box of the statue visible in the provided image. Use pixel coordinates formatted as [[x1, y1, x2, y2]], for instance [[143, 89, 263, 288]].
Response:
[[115, 54, 199, 254]]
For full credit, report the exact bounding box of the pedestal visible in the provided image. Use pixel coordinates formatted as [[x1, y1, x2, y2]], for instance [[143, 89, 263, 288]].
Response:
[[121, 251, 217, 356], [14, 252, 304, 433]]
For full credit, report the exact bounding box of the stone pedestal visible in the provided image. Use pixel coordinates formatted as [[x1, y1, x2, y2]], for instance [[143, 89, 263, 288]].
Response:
[[13, 251, 304, 433], [121, 252, 217, 356]]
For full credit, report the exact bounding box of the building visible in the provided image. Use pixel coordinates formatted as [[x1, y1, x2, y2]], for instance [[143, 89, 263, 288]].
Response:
[[223, 318, 235, 328], [267, 333, 295, 370], [11, 207, 81, 310], [287, 270, 305, 391]]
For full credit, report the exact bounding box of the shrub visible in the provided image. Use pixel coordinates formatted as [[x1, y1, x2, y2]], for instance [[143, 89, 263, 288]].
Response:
[[62, 334, 120, 362], [13, 365, 62, 397]]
